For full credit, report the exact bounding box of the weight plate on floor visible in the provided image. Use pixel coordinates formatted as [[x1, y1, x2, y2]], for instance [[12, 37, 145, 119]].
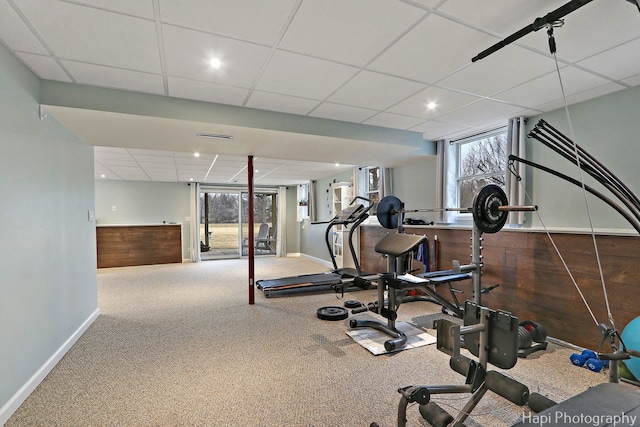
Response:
[[344, 300, 363, 309], [472, 184, 508, 234], [376, 196, 402, 229], [317, 306, 349, 321]]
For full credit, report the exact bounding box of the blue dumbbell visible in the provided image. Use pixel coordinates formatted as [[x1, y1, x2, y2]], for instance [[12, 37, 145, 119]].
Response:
[[585, 357, 610, 372], [570, 349, 597, 367]]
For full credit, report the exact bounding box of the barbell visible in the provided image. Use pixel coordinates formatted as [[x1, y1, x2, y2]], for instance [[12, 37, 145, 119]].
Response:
[[376, 184, 537, 234]]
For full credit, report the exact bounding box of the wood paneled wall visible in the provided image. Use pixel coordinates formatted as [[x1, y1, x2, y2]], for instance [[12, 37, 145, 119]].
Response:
[[360, 225, 639, 350], [97, 225, 182, 268]]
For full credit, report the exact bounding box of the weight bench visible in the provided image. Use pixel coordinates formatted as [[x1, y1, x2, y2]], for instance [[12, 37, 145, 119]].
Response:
[[350, 232, 475, 350], [513, 382, 640, 427], [399, 270, 472, 318]]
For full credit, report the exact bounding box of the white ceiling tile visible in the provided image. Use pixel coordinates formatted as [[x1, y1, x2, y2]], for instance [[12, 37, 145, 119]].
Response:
[[255, 50, 359, 99], [328, 70, 426, 110], [67, 0, 155, 19], [492, 66, 614, 108], [13, 0, 161, 72], [410, 120, 471, 140], [438, 0, 567, 39], [93, 151, 134, 161], [535, 83, 626, 112], [622, 74, 640, 86], [175, 160, 215, 169], [436, 99, 523, 127], [118, 176, 150, 181], [145, 167, 177, 174], [128, 149, 173, 156], [279, 0, 426, 66], [363, 112, 425, 130], [245, 91, 319, 116], [15, 52, 71, 81], [309, 103, 377, 123], [0, 1, 48, 54], [577, 38, 640, 81], [61, 60, 165, 94], [167, 76, 249, 106], [438, 45, 556, 97], [162, 25, 271, 87], [133, 155, 175, 164], [94, 146, 128, 153], [174, 152, 216, 160], [388, 86, 481, 119], [406, 0, 440, 7], [369, 14, 500, 84], [159, 0, 298, 45], [96, 159, 139, 167], [515, 1, 640, 63], [107, 166, 148, 175]]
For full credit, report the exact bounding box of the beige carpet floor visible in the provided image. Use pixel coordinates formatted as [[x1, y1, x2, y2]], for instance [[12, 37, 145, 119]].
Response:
[[5, 257, 617, 426]]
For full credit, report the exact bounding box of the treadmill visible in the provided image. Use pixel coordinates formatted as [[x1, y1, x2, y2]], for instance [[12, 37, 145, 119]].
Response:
[[256, 197, 373, 297]]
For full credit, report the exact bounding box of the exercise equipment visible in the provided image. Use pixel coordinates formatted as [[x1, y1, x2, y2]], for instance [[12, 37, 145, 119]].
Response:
[[391, 301, 529, 427], [518, 320, 548, 358], [372, 185, 536, 315], [349, 232, 431, 351], [257, 197, 374, 296], [343, 300, 362, 309], [375, 185, 536, 234], [570, 349, 610, 372], [316, 306, 349, 321], [347, 186, 538, 353], [622, 316, 640, 381], [570, 349, 598, 367]]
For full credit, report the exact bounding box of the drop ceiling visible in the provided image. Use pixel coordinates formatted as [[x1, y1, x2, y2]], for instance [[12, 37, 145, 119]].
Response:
[[1, 0, 639, 185]]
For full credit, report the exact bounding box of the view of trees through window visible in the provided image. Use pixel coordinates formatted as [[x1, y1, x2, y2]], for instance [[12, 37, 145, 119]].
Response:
[[367, 167, 380, 204], [457, 128, 507, 209]]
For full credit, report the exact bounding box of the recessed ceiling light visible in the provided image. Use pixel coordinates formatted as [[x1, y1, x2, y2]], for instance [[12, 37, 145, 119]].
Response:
[[190, 178, 194, 182], [426, 102, 437, 110], [209, 57, 222, 69], [194, 152, 200, 158], [101, 174, 106, 178], [335, 163, 340, 167]]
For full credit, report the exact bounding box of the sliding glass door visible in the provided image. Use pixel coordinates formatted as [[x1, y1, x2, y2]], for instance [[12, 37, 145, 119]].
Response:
[[241, 192, 277, 256], [199, 188, 277, 260], [200, 191, 241, 259]]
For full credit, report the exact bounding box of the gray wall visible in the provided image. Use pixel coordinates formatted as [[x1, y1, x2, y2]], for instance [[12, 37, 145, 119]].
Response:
[[389, 85, 640, 233], [0, 44, 98, 421], [391, 158, 439, 223], [301, 170, 353, 262], [526, 85, 640, 231], [94, 180, 192, 259]]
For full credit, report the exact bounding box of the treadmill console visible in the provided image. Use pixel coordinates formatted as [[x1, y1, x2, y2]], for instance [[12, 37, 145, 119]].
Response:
[[334, 204, 365, 222]]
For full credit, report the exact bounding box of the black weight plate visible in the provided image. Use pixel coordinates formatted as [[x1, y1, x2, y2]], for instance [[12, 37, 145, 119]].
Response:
[[344, 300, 363, 309], [377, 196, 402, 229], [472, 184, 508, 234], [317, 306, 349, 321], [519, 320, 547, 343]]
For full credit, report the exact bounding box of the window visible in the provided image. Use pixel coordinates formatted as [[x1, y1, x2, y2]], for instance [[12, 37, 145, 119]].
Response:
[[297, 183, 309, 221], [365, 167, 381, 204], [455, 127, 507, 209]]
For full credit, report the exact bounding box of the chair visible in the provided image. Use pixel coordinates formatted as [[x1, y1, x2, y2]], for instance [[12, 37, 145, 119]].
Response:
[[255, 223, 273, 252]]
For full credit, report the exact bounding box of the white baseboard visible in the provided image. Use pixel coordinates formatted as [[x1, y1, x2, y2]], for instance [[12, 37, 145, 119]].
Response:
[[0, 308, 100, 426], [300, 253, 333, 268]]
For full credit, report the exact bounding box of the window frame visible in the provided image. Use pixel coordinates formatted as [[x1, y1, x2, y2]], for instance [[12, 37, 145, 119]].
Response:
[[451, 126, 508, 220]]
